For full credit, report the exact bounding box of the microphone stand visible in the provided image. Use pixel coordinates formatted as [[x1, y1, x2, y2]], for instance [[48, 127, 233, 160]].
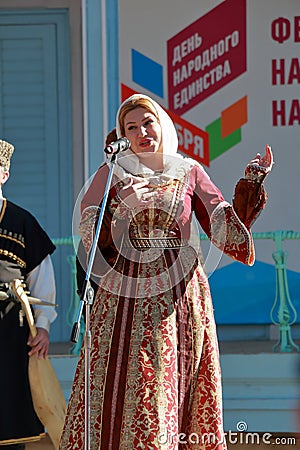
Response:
[[71, 150, 119, 450]]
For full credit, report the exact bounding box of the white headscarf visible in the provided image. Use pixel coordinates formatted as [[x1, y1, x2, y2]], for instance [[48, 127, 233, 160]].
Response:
[[113, 94, 192, 180]]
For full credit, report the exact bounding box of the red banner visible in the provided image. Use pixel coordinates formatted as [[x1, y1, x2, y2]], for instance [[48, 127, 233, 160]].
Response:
[[167, 0, 247, 114]]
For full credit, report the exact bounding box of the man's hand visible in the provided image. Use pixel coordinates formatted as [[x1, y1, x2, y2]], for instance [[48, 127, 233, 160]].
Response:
[[28, 327, 49, 359]]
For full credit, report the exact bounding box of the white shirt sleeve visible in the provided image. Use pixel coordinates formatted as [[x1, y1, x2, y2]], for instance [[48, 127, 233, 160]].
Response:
[[26, 254, 57, 332]]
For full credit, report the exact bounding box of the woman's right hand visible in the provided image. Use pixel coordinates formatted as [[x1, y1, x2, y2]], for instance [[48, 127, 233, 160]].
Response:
[[117, 176, 155, 209]]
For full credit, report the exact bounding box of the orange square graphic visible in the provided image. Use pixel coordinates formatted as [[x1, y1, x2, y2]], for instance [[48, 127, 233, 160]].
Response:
[[221, 96, 248, 138]]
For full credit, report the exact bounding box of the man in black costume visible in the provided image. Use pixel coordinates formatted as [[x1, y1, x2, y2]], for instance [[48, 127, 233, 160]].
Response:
[[0, 140, 57, 449]]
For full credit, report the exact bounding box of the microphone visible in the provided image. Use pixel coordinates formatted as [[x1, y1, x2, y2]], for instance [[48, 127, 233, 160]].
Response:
[[104, 137, 130, 155]]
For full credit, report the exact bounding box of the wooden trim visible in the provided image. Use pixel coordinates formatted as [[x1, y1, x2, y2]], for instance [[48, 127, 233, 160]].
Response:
[[68, 0, 85, 200], [0, 0, 85, 202]]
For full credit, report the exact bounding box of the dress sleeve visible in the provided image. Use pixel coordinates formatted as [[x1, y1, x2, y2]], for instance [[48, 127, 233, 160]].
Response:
[[192, 164, 256, 266], [80, 163, 110, 213], [79, 204, 118, 266], [79, 164, 120, 274], [79, 163, 113, 252], [232, 178, 268, 229]]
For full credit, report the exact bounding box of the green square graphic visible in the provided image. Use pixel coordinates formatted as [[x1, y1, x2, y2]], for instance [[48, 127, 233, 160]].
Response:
[[206, 118, 241, 162]]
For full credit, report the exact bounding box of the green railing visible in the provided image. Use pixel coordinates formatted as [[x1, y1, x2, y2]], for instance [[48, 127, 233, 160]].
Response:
[[53, 231, 300, 354]]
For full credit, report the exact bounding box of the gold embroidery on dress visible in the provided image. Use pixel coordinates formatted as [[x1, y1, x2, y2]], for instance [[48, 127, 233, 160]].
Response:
[[128, 179, 185, 242]]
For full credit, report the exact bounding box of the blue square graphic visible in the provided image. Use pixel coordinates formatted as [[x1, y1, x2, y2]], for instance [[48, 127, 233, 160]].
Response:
[[132, 49, 164, 98]]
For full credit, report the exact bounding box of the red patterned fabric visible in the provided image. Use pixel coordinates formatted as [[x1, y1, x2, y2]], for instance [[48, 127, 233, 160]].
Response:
[[60, 163, 265, 450], [232, 178, 267, 229]]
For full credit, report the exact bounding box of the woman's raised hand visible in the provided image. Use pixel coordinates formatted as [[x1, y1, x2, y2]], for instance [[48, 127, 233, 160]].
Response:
[[245, 145, 274, 181], [249, 144, 274, 171]]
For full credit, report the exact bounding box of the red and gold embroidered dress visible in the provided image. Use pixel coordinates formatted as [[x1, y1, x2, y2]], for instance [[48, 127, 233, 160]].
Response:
[[60, 96, 267, 450], [60, 167, 266, 450]]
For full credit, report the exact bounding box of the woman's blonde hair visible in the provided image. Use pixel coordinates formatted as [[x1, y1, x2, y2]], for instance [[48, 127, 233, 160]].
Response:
[[118, 97, 160, 136]]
